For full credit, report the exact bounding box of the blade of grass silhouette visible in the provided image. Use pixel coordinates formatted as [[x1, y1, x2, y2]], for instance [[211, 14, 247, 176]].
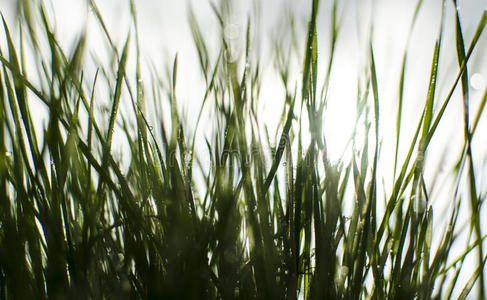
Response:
[[452, 2, 485, 296], [458, 254, 487, 300], [393, 0, 424, 179], [94, 36, 130, 212]]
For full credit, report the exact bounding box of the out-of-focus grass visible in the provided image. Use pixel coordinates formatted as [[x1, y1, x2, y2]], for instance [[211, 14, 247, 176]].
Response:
[[0, 0, 486, 299]]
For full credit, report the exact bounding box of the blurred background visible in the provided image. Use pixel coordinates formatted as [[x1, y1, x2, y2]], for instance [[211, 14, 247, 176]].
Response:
[[1, 0, 486, 159]]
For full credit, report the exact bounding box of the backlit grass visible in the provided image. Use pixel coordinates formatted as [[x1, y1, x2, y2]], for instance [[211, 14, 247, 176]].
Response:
[[0, 0, 486, 299]]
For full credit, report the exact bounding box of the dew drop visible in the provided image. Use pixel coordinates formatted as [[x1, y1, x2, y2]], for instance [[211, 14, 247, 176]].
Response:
[[471, 73, 486, 90], [224, 23, 240, 40]]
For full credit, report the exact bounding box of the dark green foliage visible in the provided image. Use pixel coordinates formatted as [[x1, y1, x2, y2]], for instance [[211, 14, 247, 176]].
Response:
[[0, 0, 486, 299]]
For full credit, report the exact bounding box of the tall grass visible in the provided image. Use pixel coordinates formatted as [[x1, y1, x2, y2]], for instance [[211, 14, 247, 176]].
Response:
[[0, 0, 486, 299]]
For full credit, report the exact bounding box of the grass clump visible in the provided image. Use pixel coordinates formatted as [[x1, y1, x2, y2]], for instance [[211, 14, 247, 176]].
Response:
[[0, 0, 487, 299]]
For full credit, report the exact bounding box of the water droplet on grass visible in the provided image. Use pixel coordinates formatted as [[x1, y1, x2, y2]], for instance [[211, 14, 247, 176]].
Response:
[[471, 73, 486, 90], [224, 23, 240, 40]]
